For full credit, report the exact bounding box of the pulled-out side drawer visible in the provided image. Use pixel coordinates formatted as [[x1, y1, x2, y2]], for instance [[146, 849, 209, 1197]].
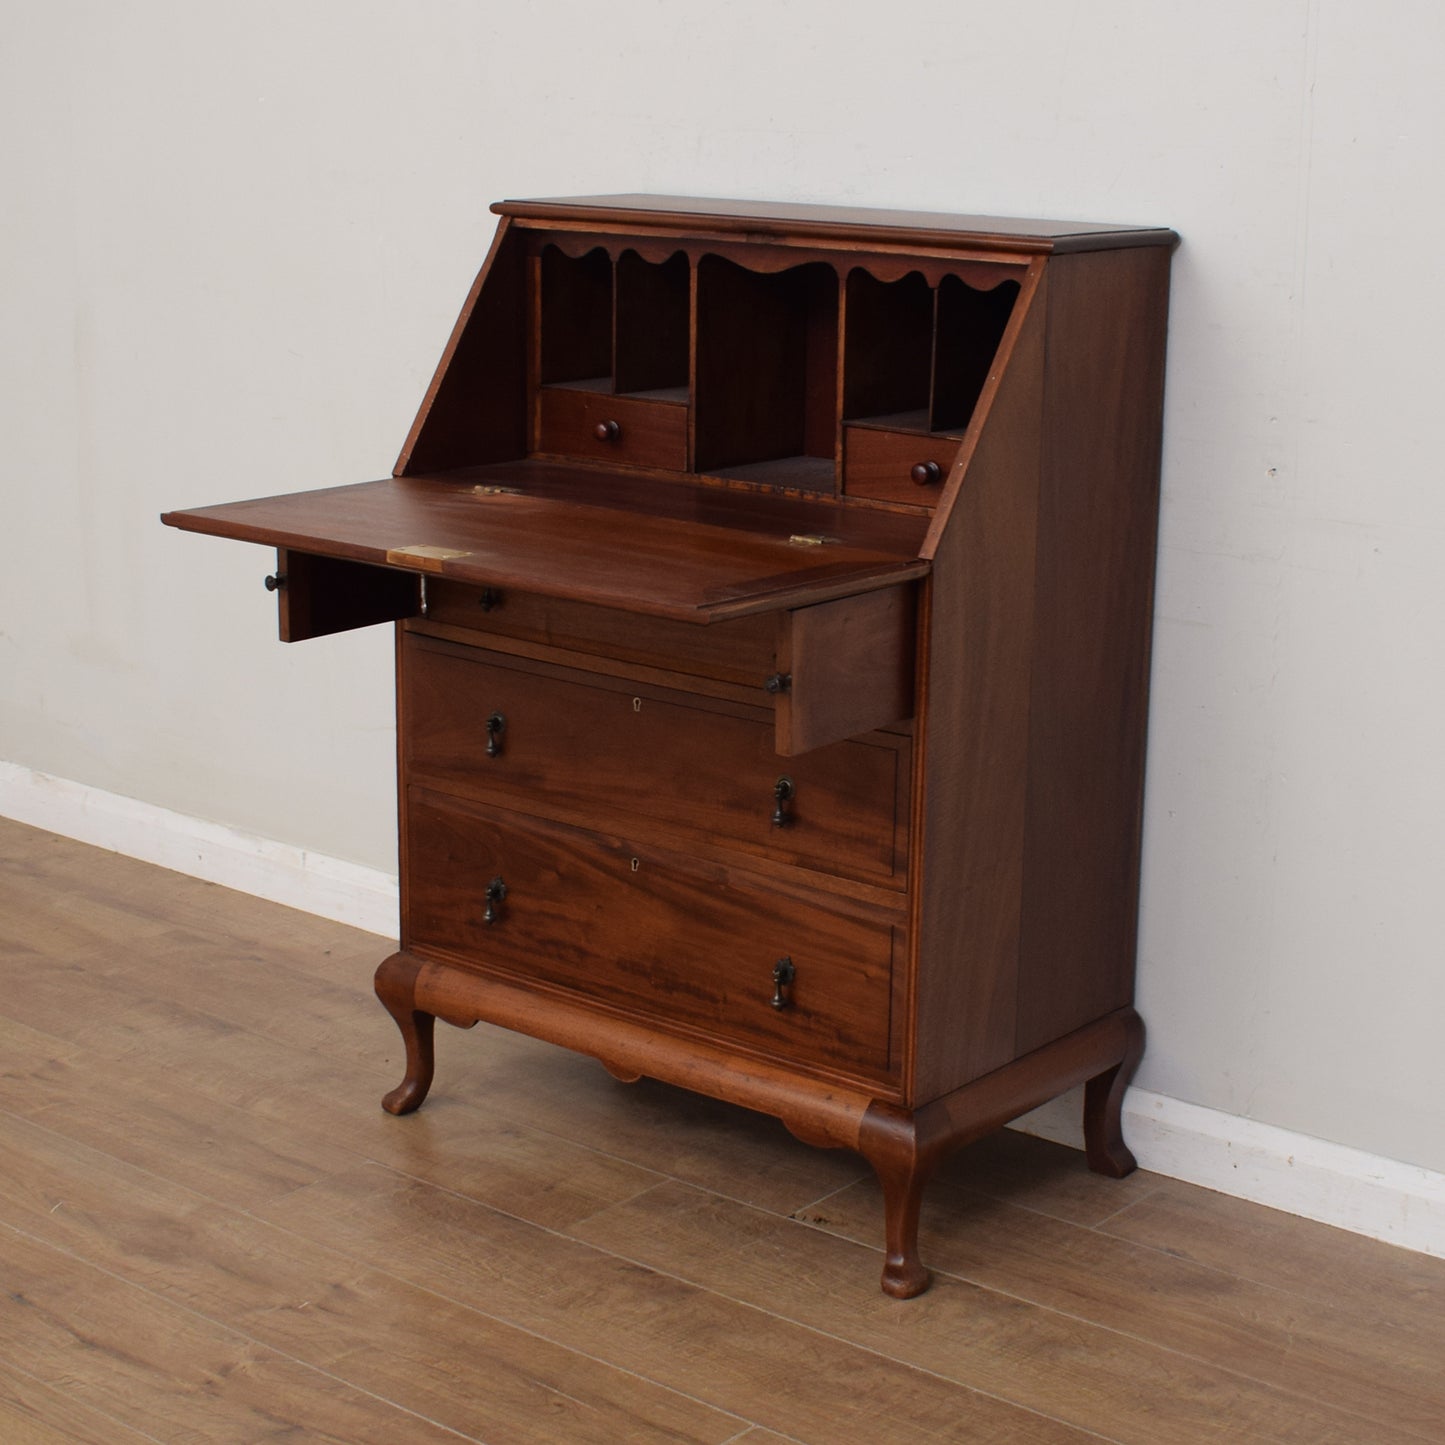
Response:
[[402, 636, 909, 887], [404, 789, 898, 1078]]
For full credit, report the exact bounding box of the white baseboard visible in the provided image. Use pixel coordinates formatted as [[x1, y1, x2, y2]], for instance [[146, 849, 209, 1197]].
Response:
[[3, 760, 1442, 1259], [1013, 1088, 1445, 1258], [0, 762, 396, 938]]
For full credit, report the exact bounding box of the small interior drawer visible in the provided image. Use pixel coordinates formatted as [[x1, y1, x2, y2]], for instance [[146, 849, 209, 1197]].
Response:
[[535, 386, 687, 469], [402, 638, 909, 887], [842, 427, 962, 505], [404, 790, 898, 1078]]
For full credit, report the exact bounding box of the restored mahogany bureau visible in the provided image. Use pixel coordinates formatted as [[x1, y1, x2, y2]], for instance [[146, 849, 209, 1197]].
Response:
[[163, 195, 1176, 1296]]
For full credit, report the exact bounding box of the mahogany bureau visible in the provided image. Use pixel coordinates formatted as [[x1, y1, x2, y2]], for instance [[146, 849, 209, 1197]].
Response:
[[163, 195, 1176, 1296]]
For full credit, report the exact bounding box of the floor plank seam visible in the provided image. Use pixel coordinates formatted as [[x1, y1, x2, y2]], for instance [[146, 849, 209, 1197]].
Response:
[[784, 1174, 874, 1223], [535, 1225, 1125, 1445], [241, 1180, 1101, 1442], [19, 1078, 1328, 1445], [11, 821, 1445, 1444], [231, 1198, 762, 1436], [1083, 1180, 1173, 1232], [0, 1356, 171, 1445], [786, 1220, 1444, 1445], [0, 1112, 755, 1441], [557, 1176, 681, 1235], [0, 1216, 489, 1445]]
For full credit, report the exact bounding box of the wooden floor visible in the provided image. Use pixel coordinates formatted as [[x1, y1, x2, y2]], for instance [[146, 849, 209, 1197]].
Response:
[[2, 817, 1443, 1444]]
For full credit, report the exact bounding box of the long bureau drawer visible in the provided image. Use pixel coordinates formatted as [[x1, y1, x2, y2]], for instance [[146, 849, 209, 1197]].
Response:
[[404, 789, 899, 1078], [402, 635, 909, 887]]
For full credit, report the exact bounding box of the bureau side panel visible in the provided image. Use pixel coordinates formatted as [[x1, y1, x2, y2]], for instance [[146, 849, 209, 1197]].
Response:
[[394, 219, 528, 475], [1015, 246, 1172, 1054], [908, 269, 1047, 1103]]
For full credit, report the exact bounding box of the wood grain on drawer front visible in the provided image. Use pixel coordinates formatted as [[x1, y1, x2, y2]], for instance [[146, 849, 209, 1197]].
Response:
[[404, 789, 897, 1077], [419, 582, 777, 689], [842, 426, 961, 505], [403, 637, 907, 887], [536, 387, 687, 469]]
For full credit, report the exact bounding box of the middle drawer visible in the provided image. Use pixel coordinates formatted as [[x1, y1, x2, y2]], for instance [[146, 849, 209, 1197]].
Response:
[[402, 636, 908, 888]]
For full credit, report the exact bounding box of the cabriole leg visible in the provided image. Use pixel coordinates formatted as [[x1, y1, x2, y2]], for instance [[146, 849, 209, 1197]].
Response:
[[857, 1105, 935, 1299], [1082, 1007, 1145, 1177], [374, 952, 435, 1116]]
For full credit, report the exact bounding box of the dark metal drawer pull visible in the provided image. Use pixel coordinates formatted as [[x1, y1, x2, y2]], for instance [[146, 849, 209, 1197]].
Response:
[[483, 876, 507, 925], [485, 712, 506, 758], [771, 956, 796, 1009], [772, 776, 795, 828]]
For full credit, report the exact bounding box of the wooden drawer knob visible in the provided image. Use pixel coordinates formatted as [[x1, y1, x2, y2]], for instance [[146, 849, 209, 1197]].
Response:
[[594, 420, 621, 443], [910, 460, 943, 486]]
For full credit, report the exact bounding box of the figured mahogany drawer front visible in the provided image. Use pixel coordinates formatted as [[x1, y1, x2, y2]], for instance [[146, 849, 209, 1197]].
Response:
[[419, 582, 778, 689], [536, 387, 688, 469], [405, 790, 896, 1076], [403, 638, 907, 886], [842, 427, 962, 505]]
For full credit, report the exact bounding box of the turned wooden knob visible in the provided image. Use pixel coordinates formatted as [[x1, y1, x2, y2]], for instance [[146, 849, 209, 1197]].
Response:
[[911, 460, 943, 486], [594, 419, 621, 443]]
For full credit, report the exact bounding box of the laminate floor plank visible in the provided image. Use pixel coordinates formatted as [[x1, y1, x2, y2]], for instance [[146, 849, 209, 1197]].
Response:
[[435, 1033, 874, 1216], [5, 816, 1444, 1445], [0, 818, 384, 961], [257, 1162, 1103, 1444], [801, 1176, 1445, 1440], [568, 1178, 1420, 1445], [0, 847, 174, 956], [0, 1114, 748, 1445], [0, 975, 666, 1232], [0, 1359, 162, 1445], [925, 1127, 1171, 1228], [0, 1223, 479, 1443], [1099, 1177, 1445, 1335], [1, 822, 869, 1216]]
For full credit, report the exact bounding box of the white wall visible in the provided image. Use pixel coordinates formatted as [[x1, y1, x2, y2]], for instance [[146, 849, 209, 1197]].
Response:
[[3, 1, 1443, 1174]]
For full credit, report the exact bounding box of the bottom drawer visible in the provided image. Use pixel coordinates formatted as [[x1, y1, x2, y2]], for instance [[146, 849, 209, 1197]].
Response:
[[404, 789, 898, 1078]]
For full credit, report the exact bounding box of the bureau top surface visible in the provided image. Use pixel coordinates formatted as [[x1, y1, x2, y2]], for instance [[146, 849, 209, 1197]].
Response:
[[495, 194, 1179, 254], [161, 464, 931, 624]]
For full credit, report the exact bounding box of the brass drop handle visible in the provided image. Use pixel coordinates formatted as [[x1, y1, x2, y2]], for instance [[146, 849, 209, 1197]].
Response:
[[483, 876, 507, 925], [911, 460, 943, 486], [771, 956, 796, 1010], [594, 419, 621, 443], [772, 776, 795, 828], [264, 573, 286, 591], [485, 712, 506, 758]]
